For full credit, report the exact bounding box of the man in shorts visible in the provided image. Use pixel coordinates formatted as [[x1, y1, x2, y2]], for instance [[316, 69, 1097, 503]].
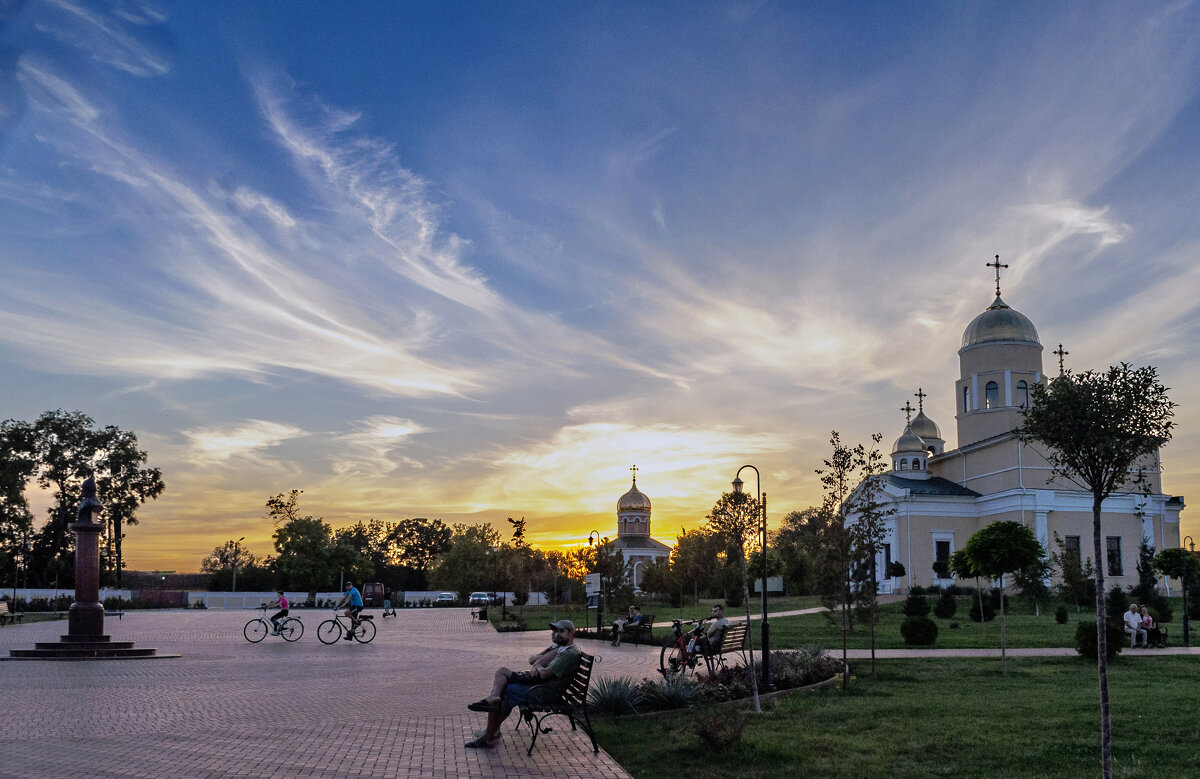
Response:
[[336, 581, 364, 641], [464, 619, 582, 748]]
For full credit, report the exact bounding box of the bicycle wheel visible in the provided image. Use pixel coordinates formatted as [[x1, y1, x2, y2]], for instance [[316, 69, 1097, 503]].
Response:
[[280, 619, 304, 642], [660, 642, 687, 677], [353, 619, 376, 643], [317, 619, 342, 644], [244, 619, 267, 643]]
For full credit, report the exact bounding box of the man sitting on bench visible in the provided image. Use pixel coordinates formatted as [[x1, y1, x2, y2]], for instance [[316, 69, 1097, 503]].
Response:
[[465, 619, 582, 749], [610, 605, 643, 647]]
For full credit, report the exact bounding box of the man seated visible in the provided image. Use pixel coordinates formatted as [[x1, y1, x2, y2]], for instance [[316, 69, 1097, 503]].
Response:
[[610, 605, 643, 647], [465, 619, 582, 749], [1123, 603, 1148, 648], [690, 604, 731, 657]]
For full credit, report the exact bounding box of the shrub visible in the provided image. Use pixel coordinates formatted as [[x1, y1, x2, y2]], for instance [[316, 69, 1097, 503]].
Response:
[[588, 675, 645, 715], [1055, 604, 1069, 624], [900, 616, 938, 646], [908, 585, 925, 597], [640, 676, 699, 711], [768, 647, 842, 689], [1075, 619, 1125, 661], [1189, 597, 1200, 621], [934, 590, 957, 619], [692, 709, 748, 752], [902, 591, 930, 617], [969, 594, 996, 623], [1106, 585, 1130, 623], [886, 561, 906, 578], [725, 587, 744, 608]]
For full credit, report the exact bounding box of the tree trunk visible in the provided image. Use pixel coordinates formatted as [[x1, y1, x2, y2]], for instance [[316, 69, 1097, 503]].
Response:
[[1093, 495, 1112, 779], [999, 577, 1007, 675]]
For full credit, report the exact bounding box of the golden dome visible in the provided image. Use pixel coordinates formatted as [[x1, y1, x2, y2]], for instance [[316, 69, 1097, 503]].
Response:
[[892, 426, 927, 455], [961, 296, 1040, 348], [909, 410, 941, 441], [618, 480, 651, 512]]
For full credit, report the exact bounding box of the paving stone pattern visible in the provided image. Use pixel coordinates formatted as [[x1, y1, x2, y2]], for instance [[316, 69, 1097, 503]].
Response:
[[0, 609, 651, 778]]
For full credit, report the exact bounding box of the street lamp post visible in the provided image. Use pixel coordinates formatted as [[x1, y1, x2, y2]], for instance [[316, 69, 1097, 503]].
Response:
[[588, 530, 604, 634], [1184, 536, 1195, 647], [232, 537, 245, 593], [733, 465, 770, 690]]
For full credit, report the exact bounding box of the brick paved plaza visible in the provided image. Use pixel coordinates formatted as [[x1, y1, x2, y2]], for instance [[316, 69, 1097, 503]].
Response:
[[0, 609, 647, 778]]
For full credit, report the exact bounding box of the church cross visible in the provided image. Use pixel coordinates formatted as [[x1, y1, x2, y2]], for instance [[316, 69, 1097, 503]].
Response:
[[914, 387, 927, 412], [1054, 343, 1069, 374], [630, 464, 638, 484], [900, 401, 915, 423], [987, 254, 1009, 297]]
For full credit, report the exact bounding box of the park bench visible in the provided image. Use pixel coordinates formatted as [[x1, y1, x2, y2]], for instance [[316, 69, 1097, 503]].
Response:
[[707, 621, 749, 670], [612, 613, 655, 645], [0, 601, 23, 626], [514, 650, 598, 757]]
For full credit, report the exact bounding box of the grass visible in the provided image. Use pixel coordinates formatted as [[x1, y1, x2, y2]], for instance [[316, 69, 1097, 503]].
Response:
[[593, 655, 1200, 778]]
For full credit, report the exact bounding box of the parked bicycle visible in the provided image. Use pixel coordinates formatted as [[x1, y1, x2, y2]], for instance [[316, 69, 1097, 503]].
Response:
[[659, 618, 712, 678], [317, 610, 376, 644], [244, 605, 304, 643]]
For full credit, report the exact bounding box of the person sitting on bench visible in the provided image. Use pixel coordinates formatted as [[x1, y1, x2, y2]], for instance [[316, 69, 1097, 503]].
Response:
[[1140, 606, 1163, 648], [465, 620, 582, 749], [1124, 603, 1148, 648], [610, 605, 643, 647]]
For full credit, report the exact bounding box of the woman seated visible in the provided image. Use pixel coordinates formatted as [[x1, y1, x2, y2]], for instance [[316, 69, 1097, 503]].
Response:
[[1141, 606, 1163, 648]]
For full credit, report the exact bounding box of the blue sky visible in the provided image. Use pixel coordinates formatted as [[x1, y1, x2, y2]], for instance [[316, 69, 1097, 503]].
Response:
[[2, 1, 1198, 570]]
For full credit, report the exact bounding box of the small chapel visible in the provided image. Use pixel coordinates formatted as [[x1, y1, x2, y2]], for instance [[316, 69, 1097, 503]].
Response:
[[609, 466, 671, 590], [856, 259, 1185, 593]]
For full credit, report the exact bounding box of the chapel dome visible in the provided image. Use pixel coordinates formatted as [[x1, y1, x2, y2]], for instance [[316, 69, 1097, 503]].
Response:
[[909, 410, 942, 442], [618, 480, 651, 512], [961, 296, 1040, 348], [892, 426, 927, 455]]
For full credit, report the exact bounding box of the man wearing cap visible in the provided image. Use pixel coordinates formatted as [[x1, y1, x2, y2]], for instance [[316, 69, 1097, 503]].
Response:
[[465, 619, 581, 748], [335, 580, 364, 641]]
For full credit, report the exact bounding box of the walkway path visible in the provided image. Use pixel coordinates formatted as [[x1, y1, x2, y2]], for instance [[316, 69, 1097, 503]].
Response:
[[0, 609, 661, 779]]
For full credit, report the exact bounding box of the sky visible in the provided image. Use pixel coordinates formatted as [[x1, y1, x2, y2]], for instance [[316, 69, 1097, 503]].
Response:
[[2, 1, 1199, 573]]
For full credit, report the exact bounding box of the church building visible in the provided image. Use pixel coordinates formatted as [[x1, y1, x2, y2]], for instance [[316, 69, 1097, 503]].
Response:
[[854, 261, 1185, 593], [609, 467, 671, 590]]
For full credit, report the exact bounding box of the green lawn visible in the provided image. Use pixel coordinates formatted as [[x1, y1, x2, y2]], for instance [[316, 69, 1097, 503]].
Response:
[[593, 655, 1200, 778]]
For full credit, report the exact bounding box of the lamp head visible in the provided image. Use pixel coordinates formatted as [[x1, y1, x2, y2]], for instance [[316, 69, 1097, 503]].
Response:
[[732, 476, 744, 493]]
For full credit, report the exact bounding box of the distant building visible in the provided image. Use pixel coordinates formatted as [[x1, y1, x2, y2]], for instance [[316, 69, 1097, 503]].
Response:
[[850, 264, 1184, 592], [609, 467, 671, 590]]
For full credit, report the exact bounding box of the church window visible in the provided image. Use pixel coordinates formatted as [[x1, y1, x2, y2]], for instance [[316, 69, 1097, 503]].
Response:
[[985, 381, 1000, 409], [1106, 537, 1123, 576], [912, 459, 921, 471], [1065, 536, 1082, 571], [899, 459, 908, 470], [933, 539, 952, 579], [1017, 380, 1030, 409], [963, 386, 970, 412]]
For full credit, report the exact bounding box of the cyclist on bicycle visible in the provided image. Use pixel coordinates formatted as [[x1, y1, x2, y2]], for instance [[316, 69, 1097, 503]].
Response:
[[266, 590, 289, 634], [336, 581, 364, 641]]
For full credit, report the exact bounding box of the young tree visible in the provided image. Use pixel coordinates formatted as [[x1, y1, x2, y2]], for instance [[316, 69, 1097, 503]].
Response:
[[1022, 364, 1175, 779], [706, 489, 762, 713], [959, 521, 1044, 675], [1049, 532, 1096, 611]]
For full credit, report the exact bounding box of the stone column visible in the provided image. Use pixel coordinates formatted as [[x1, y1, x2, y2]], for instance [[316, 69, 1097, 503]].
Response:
[[68, 477, 105, 638]]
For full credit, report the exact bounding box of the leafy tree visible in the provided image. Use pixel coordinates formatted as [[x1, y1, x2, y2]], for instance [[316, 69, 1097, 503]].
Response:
[[430, 523, 500, 600], [1022, 364, 1175, 779], [1155, 548, 1200, 640], [201, 540, 274, 591], [389, 517, 451, 589], [959, 521, 1044, 674], [266, 490, 304, 525], [669, 527, 724, 603], [93, 426, 165, 588], [951, 548, 989, 639], [706, 489, 763, 712], [1013, 552, 1053, 617], [773, 508, 825, 594], [1049, 532, 1096, 610], [274, 516, 338, 600], [0, 421, 36, 591]]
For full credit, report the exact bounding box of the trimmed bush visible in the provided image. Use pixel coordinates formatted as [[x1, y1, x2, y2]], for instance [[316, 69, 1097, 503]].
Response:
[[969, 594, 996, 623], [934, 590, 957, 619], [1075, 619, 1125, 661], [901, 615, 938, 646], [1055, 604, 1069, 624], [902, 591, 930, 617]]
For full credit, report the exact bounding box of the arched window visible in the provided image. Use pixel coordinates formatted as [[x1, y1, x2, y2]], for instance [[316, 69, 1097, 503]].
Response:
[[985, 381, 1000, 409], [899, 459, 908, 470], [1017, 380, 1029, 409], [912, 459, 921, 471], [963, 386, 970, 413]]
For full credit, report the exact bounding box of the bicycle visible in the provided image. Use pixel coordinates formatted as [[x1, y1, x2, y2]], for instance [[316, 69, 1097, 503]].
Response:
[[659, 618, 713, 678], [317, 610, 376, 644], [243, 605, 304, 643]]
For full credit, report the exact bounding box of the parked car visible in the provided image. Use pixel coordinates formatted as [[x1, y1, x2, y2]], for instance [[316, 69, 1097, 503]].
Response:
[[468, 592, 489, 606], [436, 592, 456, 605]]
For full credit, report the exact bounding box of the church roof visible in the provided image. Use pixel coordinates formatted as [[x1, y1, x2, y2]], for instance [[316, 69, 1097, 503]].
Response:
[[883, 474, 980, 497], [892, 425, 927, 455], [610, 536, 672, 552], [618, 479, 651, 512], [961, 296, 1040, 348]]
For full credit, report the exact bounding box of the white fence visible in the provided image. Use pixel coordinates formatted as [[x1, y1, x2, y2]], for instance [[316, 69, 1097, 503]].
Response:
[[3, 588, 549, 609]]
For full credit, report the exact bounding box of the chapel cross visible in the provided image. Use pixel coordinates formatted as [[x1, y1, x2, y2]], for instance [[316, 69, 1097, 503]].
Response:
[[900, 401, 915, 423], [987, 254, 1009, 297], [1054, 343, 1069, 374], [630, 464, 638, 483], [914, 387, 927, 412]]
